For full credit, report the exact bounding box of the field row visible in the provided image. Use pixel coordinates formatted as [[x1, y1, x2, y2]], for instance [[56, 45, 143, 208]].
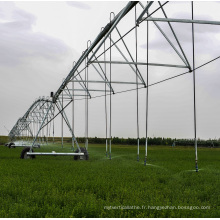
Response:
[[0, 144, 219, 217]]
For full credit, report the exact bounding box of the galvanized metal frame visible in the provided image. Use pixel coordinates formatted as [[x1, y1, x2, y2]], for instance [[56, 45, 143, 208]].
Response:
[[8, 1, 220, 168]]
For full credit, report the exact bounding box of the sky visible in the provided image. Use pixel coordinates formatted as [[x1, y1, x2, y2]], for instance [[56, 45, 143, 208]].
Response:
[[0, 1, 220, 140]]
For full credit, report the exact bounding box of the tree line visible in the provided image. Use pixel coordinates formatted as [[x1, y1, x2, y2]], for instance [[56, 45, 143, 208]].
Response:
[[75, 136, 219, 147], [1, 135, 219, 148]]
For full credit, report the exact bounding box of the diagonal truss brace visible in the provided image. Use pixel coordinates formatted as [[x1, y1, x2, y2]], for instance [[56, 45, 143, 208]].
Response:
[[158, 1, 191, 71], [56, 100, 81, 151], [138, 2, 190, 68], [31, 101, 54, 150]]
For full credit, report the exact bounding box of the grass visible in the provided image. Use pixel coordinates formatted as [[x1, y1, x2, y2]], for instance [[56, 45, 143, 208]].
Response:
[[0, 143, 219, 217], [0, 136, 8, 145]]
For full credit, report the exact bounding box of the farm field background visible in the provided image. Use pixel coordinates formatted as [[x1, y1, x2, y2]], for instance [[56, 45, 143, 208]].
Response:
[[0, 143, 219, 217]]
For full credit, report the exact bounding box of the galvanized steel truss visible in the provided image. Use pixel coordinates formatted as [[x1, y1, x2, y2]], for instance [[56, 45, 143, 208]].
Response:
[[8, 1, 220, 169]]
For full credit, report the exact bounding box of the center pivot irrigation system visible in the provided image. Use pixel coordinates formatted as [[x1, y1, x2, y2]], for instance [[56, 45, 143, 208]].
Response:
[[7, 1, 220, 171]]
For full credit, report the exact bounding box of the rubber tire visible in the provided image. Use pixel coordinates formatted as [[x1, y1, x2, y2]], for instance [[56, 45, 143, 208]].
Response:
[[8, 142, 15, 148], [20, 147, 36, 159], [74, 147, 89, 160]]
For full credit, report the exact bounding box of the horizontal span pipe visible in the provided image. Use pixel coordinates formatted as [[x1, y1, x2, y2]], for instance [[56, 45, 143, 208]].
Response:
[[53, 1, 138, 103], [70, 80, 144, 85], [27, 152, 84, 156], [13, 145, 40, 148], [64, 89, 111, 92], [143, 17, 220, 25], [90, 60, 188, 68]]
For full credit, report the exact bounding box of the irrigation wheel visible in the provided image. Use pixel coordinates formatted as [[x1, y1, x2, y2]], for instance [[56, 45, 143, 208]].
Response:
[[8, 142, 15, 148], [74, 147, 89, 160], [20, 147, 36, 159]]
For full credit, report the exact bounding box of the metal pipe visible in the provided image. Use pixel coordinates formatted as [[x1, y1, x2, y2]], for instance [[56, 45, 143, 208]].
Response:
[[136, 1, 154, 24], [27, 152, 84, 156], [64, 89, 111, 92], [158, 1, 191, 71], [56, 101, 81, 151], [61, 94, 90, 97], [85, 52, 87, 149], [86, 40, 90, 150], [88, 2, 168, 66], [61, 87, 63, 148], [88, 2, 138, 64], [53, 1, 137, 103], [72, 61, 75, 151], [108, 37, 146, 85], [90, 60, 188, 68], [109, 12, 114, 160], [135, 5, 140, 162], [87, 37, 114, 93], [192, 2, 198, 172], [70, 80, 144, 85], [75, 70, 91, 98], [143, 17, 220, 25], [91, 63, 114, 93], [138, 2, 188, 67], [145, 10, 149, 166], [31, 102, 53, 150], [104, 33, 108, 158]]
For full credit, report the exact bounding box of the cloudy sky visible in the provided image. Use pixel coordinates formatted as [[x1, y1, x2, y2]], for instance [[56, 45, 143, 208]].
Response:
[[0, 1, 220, 140]]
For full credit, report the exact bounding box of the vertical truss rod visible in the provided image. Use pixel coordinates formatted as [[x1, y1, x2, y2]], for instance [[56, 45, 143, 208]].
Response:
[[192, 2, 198, 172], [85, 54, 87, 149], [104, 38, 108, 157], [53, 109, 55, 144], [46, 113, 48, 145], [145, 6, 149, 166], [135, 5, 140, 162], [109, 12, 114, 160], [61, 89, 64, 148], [72, 64, 75, 150], [85, 42, 89, 150]]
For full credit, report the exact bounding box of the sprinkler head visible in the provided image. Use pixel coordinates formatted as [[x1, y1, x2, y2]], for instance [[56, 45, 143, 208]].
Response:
[[195, 163, 198, 172], [144, 158, 147, 166]]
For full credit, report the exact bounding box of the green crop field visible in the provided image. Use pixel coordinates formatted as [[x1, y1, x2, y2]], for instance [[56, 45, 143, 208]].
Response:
[[0, 143, 219, 218]]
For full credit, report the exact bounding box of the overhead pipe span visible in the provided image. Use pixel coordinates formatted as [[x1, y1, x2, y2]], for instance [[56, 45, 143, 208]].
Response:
[[52, 1, 138, 103]]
